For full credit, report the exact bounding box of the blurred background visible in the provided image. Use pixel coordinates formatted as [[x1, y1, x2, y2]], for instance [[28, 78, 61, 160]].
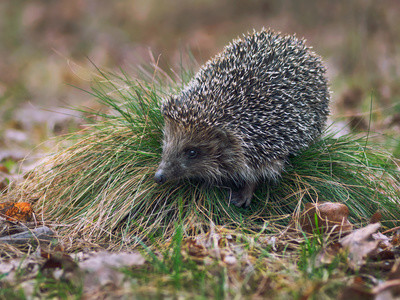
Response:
[[0, 0, 400, 169]]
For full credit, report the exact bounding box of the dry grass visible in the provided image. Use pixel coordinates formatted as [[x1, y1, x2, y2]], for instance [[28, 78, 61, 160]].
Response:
[[1, 66, 400, 250]]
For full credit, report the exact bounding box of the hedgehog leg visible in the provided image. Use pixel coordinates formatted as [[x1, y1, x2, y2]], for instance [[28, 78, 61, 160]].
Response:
[[230, 182, 257, 207]]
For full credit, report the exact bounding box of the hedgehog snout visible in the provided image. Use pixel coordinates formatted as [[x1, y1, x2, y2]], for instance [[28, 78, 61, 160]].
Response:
[[154, 169, 166, 184]]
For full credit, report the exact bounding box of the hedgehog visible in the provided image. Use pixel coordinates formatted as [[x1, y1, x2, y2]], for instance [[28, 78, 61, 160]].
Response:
[[154, 29, 330, 207]]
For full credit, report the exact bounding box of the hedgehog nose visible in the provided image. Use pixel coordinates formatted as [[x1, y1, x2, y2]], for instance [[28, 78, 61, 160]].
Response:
[[154, 170, 166, 184]]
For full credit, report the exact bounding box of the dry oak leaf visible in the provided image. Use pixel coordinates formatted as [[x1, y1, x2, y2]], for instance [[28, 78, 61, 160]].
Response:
[[298, 202, 353, 235], [340, 223, 381, 270], [0, 202, 34, 222]]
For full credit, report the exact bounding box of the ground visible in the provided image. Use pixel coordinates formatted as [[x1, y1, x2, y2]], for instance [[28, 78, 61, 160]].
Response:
[[1, 1, 400, 299]]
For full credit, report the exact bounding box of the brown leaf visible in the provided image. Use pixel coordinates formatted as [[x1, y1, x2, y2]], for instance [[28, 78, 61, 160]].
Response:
[[370, 211, 382, 224], [0, 202, 34, 222], [340, 223, 381, 270], [297, 202, 353, 235]]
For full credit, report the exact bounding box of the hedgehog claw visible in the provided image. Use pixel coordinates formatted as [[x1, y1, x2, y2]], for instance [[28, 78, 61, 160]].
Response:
[[230, 182, 257, 208]]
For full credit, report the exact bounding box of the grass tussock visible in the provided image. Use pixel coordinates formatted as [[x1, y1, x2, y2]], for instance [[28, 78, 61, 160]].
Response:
[[3, 65, 400, 248]]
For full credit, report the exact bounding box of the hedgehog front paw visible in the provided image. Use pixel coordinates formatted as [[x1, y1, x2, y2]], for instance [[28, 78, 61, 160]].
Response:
[[230, 191, 252, 207], [230, 182, 257, 208]]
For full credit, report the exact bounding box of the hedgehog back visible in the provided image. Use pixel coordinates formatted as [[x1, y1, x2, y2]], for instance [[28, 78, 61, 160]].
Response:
[[162, 30, 330, 170]]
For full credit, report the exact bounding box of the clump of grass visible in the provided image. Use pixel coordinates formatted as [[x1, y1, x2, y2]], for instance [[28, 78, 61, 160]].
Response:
[[5, 65, 400, 248]]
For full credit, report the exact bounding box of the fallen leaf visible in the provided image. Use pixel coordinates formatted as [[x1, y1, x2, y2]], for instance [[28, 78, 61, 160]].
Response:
[[370, 211, 382, 224], [368, 232, 394, 261], [186, 238, 208, 259], [182, 227, 249, 268], [0, 202, 34, 222], [41, 250, 77, 272], [340, 223, 381, 270], [79, 251, 145, 291], [297, 202, 353, 235], [0, 256, 40, 284]]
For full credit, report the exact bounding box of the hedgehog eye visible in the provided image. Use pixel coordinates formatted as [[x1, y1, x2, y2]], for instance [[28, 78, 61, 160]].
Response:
[[186, 149, 198, 159]]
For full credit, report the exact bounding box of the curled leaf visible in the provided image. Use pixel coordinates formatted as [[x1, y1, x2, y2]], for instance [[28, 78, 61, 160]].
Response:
[[297, 202, 353, 235], [340, 223, 381, 270]]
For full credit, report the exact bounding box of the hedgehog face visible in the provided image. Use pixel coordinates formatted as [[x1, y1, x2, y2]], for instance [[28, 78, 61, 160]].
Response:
[[154, 118, 244, 185]]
